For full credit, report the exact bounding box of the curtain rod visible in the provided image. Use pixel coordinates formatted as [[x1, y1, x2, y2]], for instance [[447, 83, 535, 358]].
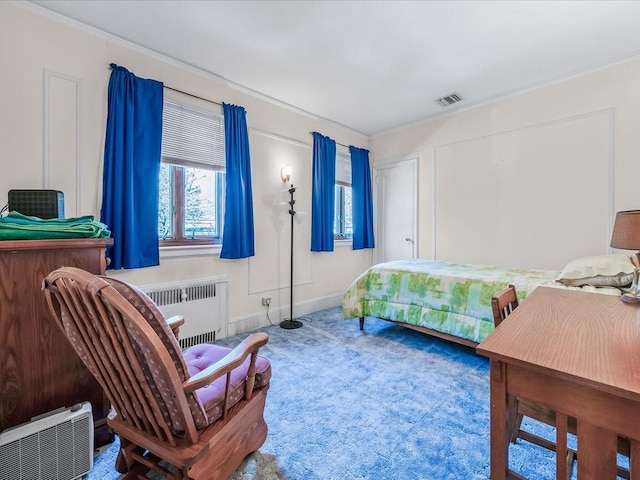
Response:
[[164, 90, 353, 150], [309, 132, 349, 149], [164, 85, 222, 106], [106, 65, 222, 106], [164, 92, 361, 150]]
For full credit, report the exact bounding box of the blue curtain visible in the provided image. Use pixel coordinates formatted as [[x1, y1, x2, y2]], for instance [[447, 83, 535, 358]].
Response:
[[350, 146, 375, 250], [100, 63, 163, 270], [311, 132, 337, 252], [220, 103, 255, 259]]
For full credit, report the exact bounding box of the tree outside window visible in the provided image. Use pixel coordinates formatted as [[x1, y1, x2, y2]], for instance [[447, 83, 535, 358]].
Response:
[[159, 163, 223, 245]]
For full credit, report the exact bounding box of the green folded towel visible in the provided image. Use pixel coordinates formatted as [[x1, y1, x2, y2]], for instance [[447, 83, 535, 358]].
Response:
[[0, 211, 111, 240]]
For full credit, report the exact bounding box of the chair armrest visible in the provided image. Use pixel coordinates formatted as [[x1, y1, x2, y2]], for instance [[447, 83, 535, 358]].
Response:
[[183, 332, 268, 393], [166, 315, 185, 339]]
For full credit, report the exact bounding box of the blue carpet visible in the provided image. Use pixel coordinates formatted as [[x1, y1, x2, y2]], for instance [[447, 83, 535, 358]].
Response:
[[88, 307, 626, 479]]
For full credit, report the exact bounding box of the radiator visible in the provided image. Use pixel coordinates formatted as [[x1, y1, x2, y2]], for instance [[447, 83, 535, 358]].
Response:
[[142, 276, 228, 348], [0, 402, 93, 480]]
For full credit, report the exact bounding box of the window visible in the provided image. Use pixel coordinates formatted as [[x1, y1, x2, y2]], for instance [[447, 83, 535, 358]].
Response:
[[159, 99, 225, 246], [334, 151, 353, 238]]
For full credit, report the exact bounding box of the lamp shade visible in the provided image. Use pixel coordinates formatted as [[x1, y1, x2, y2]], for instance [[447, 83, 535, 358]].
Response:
[[610, 210, 640, 250], [281, 165, 292, 183]]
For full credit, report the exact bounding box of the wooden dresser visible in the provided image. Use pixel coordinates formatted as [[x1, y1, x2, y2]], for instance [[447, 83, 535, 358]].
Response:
[[0, 238, 114, 446]]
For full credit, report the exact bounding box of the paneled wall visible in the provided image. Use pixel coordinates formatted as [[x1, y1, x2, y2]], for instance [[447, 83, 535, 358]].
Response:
[[0, 2, 373, 332], [44, 71, 82, 217], [432, 109, 611, 270], [370, 57, 640, 271], [248, 131, 313, 295]]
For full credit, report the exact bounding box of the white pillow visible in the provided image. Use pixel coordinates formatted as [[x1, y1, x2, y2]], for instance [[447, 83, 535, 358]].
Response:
[[556, 254, 635, 287]]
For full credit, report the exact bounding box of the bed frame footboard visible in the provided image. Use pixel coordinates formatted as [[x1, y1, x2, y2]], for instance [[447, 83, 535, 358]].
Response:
[[358, 316, 478, 348]]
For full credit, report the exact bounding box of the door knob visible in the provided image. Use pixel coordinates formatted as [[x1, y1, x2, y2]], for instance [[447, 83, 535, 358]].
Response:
[[405, 237, 413, 243]]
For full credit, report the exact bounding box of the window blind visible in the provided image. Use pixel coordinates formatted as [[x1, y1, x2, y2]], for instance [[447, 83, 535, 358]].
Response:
[[336, 151, 351, 186], [161, 99, 225, 170]]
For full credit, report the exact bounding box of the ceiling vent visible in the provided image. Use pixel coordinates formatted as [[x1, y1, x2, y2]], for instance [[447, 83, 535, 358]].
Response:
[[435, 93, 463, 107]]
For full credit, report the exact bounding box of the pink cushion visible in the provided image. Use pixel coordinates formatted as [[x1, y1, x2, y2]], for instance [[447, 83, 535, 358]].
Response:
[[183, 343, 272, 422]]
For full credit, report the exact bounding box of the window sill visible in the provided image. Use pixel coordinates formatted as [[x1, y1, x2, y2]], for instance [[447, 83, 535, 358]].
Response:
[[160, 239, 352, 259], [160, 244, 221, 259], [334, 238, 353, 248]]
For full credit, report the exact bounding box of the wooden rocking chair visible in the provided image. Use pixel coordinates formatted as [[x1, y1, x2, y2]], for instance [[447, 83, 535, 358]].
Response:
[[43, 266, 271, 480]]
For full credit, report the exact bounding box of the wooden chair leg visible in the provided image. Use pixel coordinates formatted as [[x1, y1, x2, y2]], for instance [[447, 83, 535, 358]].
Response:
[[511, 414, 523, 444], [566, 450, 576, 480], [617, 463, 630, 480], [507, 396, 523, 443], [115, 439, 134, 473], [115, 445, 128, 474], [115, 438, 151, 477]]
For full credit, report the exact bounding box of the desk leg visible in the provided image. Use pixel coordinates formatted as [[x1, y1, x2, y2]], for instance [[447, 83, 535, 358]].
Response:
[[631, 439, 640, 479], [555, 412, 568, 480], [489, 360, 509, 480]]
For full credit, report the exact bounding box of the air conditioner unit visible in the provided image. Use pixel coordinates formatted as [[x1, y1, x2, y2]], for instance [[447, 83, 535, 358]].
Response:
[[0, 402, 94, 480]]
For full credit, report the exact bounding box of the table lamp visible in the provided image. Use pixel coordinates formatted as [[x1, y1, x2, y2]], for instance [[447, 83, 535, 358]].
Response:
[[610, 210, 640, 303]]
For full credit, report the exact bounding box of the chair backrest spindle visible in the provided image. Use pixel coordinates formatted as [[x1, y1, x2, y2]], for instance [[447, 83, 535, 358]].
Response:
[[491, 284, 519, 328]]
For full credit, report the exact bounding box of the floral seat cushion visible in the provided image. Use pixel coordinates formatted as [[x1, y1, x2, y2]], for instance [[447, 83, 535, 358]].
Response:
[[183, 344, 271, 422]]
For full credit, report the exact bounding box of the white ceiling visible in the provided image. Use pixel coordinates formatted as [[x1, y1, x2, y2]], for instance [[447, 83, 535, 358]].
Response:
[[28, 0, 640, 136]]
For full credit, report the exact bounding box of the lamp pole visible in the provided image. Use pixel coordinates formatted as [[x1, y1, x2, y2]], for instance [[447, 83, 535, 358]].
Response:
[[280, 185, 303, 329]]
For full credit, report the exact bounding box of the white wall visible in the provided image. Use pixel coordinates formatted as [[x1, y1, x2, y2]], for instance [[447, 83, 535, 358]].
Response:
[[0, 2, 373, 333], [370, 56, 640, 271]]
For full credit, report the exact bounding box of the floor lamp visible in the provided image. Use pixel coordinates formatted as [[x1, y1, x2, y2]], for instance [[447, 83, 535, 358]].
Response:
[[280, 166, 303, 329]]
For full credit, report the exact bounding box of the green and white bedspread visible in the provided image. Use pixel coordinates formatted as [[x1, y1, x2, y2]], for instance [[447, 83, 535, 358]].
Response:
[[342, 259, 579, 344]]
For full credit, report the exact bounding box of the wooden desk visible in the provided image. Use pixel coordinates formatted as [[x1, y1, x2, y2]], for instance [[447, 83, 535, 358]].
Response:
[[477, 286, 640, 479]]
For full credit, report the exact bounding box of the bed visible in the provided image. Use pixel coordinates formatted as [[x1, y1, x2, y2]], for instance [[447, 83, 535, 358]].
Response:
[[342, 258, 630, 347]]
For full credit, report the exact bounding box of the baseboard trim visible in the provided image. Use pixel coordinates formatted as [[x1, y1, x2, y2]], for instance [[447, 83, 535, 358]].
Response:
[[226, 293, 343, 337]]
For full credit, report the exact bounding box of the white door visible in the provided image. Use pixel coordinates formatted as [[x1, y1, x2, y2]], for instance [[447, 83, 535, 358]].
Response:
[[374, 157, 418, 263]]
